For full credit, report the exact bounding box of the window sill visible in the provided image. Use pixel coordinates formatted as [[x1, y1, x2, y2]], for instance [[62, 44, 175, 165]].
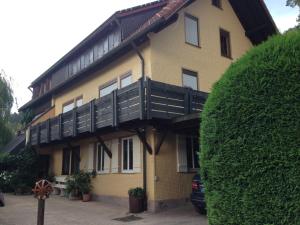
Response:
[[221, 54, 233, 60], [185, 42, 201, 49], [121, 170, 141, 174], [96, 171, 110, 175]]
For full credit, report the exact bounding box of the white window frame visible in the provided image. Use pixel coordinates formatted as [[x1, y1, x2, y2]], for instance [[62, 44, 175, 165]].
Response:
[[184, 13, 200, 47], [182, 69, 198, 90], [120, 73, 132, 88], [96, 144, 106, 174], [121, 137, 134, 173], [99, 80, 118, 97], [186, 136, 200, 170], [62, 96, 83, 113]]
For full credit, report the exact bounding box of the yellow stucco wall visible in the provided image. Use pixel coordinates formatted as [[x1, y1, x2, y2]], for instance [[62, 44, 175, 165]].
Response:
[[149, 0, 253, 93], [53, 43, 151, 115], [31, 107, 55, 126], [154, 132, 195, 201], [48, 133, 153, 199]]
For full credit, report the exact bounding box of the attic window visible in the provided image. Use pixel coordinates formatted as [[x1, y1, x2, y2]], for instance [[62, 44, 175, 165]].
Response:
[[212, 0, 222, 9], [220, 28, 231, 58], [184, 14, 199, 47]]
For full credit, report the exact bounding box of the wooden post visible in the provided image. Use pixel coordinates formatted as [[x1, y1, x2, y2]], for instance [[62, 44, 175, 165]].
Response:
[[37, 199, 45, 225]]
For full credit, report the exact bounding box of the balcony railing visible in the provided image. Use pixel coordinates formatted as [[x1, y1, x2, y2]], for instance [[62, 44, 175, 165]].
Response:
[[29, 78, 208, 146]]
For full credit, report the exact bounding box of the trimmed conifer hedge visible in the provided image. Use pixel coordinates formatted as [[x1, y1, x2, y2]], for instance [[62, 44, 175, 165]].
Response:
[[200, 30, 300, 225]]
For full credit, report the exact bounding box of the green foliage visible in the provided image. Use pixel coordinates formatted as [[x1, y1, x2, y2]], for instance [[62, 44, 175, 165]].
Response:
[[66, 171, 93, 195], [0, 71, 14, 149], [287, 0, 300, 23], [0, 147, 39, 193], [20, 109, 34, 126], [128, 187, 145, 198], [200, 31, 300, 225]]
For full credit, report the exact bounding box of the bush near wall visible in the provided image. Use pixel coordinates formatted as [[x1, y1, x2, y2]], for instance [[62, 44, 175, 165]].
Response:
[[200, 30, 300, 225], [0, 147, 39, 193]]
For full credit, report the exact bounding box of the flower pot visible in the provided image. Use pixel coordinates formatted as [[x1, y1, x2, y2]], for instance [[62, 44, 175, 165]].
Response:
[[68, 193, 80, 201], [82, 193, 91, 202], [129, 195, 144, 213]]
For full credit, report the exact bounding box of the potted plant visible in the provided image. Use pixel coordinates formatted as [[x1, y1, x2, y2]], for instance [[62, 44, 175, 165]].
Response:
[[128, 187, 145, 213], [65, 176, 80, 200], [80, 182, 92, 202], [76, 171, 93, 202]]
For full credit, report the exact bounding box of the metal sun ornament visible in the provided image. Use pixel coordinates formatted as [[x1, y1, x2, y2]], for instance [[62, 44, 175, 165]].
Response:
[[32, 180, 53, 200]]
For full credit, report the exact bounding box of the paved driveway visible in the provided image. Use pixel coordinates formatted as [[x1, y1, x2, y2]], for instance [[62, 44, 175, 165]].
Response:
[[0, 194, 207, 225]]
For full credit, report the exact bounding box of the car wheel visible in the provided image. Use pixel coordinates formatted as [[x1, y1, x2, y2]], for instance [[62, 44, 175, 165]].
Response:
[[195, 206, 206, 215]]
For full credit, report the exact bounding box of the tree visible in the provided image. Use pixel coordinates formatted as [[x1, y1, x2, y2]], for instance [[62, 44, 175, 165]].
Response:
[[200, 30, 300, 225], [0, 70, 14, 148], [287, 0, 300, 23]]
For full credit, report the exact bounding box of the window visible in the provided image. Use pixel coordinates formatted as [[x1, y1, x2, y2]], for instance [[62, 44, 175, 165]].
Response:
[[62, 101, 75, 113], [220, 28, 231, 58], [97, 144, 106, 172], [120, 74, 132, 88], [62, 149, 71, 175], [186, 136, 200, 169], [184, 14, 199, 46], [62, 96, 83, 113], [212, 0, 222, 8], [99, 80, 117, 97], [62, 147, 80, 175], [122, 138, 133, 172], [76, 97, 83, 107], [182, 69, 198, 90]]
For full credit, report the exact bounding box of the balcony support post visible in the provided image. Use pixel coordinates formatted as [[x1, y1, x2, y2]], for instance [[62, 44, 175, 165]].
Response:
[[135, 128, 152, 155], [96, 136, 112, 158]]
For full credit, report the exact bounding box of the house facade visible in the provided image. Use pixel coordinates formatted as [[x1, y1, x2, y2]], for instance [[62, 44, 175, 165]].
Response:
[[21, 0, 277, 211]]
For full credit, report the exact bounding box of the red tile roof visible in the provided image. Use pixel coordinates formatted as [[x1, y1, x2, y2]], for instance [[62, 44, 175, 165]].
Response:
[[125, 0, 192, 40]]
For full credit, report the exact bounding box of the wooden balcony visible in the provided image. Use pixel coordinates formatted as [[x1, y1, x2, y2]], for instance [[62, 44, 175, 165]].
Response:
[[29, 78, 208, 146]]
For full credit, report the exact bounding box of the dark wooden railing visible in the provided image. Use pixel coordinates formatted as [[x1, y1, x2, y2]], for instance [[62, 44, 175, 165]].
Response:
[[30, 78, 208, 146]]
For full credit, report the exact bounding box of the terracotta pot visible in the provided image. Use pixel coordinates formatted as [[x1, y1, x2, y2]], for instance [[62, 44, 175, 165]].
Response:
[[82, 193, 91, 202], [129, 195, 144, 213]]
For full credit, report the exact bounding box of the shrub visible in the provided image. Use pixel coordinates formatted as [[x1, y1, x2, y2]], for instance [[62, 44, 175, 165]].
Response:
[[66, 171, 92, 195], [128, 187, 145, 198], [200, 30, 300, 225], [0, 147, 39, 193]]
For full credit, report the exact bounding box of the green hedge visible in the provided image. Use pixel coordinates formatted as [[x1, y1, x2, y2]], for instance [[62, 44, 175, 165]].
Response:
[[200, 30, 300, 225]]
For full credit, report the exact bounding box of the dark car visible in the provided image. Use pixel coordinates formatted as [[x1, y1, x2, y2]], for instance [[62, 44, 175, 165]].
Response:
[[191, 174, 206, 214]]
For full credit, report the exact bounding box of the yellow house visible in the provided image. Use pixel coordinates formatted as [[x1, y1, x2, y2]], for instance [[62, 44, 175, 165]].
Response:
[[20, 0, 277, 212]]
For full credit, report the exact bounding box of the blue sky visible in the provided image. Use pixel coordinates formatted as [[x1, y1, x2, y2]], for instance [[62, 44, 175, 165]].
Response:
[[265, 0, 299, 32], [0, 0, 298, 112]]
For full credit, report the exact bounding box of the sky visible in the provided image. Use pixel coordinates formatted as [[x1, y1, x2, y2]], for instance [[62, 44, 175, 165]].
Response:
[[0, 0, 298, 112]]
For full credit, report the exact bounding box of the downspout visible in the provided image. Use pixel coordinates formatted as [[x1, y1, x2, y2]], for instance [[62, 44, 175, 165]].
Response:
[[114, 17, 147, 205]]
